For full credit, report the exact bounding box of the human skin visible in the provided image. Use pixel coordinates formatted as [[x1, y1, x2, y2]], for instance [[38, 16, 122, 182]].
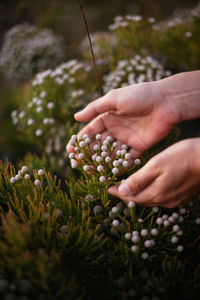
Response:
[[67, 71, 200, 207]]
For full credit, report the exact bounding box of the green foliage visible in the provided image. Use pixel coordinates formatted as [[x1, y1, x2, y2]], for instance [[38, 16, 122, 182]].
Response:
[[1, 2, 200, 299]]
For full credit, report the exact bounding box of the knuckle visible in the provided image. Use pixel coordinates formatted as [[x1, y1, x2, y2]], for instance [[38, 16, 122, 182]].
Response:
[[107, 89, 116, 98]]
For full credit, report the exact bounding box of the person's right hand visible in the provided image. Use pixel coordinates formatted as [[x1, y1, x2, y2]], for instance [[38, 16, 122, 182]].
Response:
[[67, 81, 179, 158]]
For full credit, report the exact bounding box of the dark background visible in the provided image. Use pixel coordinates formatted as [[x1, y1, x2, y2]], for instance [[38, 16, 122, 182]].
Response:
[[0, 0, 199, 57]]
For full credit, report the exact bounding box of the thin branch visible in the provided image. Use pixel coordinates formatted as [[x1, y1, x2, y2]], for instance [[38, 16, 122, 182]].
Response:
[[78, 0, 103, 96]]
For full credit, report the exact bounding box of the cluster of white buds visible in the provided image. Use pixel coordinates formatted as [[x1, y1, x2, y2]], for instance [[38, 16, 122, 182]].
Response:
[[10, 166, 45, 187], [103, 55, 171, 93], [67, 133, 141, 183], [108, 15, 156, 31], [10, 166, 30, 184]]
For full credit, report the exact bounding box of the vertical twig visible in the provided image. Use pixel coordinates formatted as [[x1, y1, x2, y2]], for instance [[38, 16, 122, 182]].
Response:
[[78, 0, 103, 96]]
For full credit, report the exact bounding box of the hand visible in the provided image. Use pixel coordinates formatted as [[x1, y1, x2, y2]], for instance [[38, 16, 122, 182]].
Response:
[[108, 138, 200, 208], [67, 82, 179, 158]]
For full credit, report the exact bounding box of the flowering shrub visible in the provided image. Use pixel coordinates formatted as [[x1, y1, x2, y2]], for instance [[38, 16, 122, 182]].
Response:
[[103, 54, 171, 93], [0, 23, 65, 80], [10, 59, 98, 171]]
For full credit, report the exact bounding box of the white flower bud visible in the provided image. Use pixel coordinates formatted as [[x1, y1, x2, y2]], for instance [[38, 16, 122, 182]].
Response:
[[38, 169, 44, 176], [113, 160, 120, 167], [71, 162, 78, 168], [40, 91, 47, 98], [144, 240, 154, 248], [125, 232, 131, 240], [178, 216, 184, 223], [168, 216, 175, 223], [162, 214, 168, 220], [97, 165, 104, 172], [116, 150, 121, 156], [156, 217, 163, 225], [122, 161, 129, 168], [92, 154, 97, 161], [105, 156, 111, 163], [172, 212, 179, 219], [34, 179, 41, 186], [15, 174, 21, 181], [35, 129, 43, 136], [134, 158, 141, 165], [101, 145, 107, 151], [71, 134, 77, 141], [152, 207, 159, 213], [69, 153, 75, 159], [128, 201, 135, 208], [179, 208, 186, 215], [177, 245, 184, 252], [83, 165, 90, 171], [75, 147, 79, 152], [103, 140, 109, 146], [96, 134, 102, 140], [79, 141, 86, 148], [24, 174, 30, 180], [78, 153, 84, 159], [101, 151, 107, 157], [85, 138, 91, 144], [171, 236, 179, 243], [36, 106, 43, 113], [27, 118, 34, 126], [93, 144, 100, 151], [125, 153, 131, 160], [112, 207, 119, 214], [112, 219, 119, 227], [96, 156, 103, 163], [132, 230, 139, 236], [163, 220, 170, 227], [141, 229, 148, 237], [121, 149, 127, 155], [21, 166, 28, 173], [99, 176, 106, 182], [83, 134, 89, 139], [173, 225, 180, 232], [94, 205, 103, 215], [132, 235, 140, 243], [195, 218, 200, 224], [112, 167, 119, 174], [112, 142, 118, 148], [10, 177, 16, 184], [47, 102, 55, 109], [141, 252, 149, 259], [118, 158, 123, 164], [131, 245, 139, 253], [151, 228, 158, 236], [121, 144, 127, 150], [106, 136, 112, 142], [177, 230, 183, 236]]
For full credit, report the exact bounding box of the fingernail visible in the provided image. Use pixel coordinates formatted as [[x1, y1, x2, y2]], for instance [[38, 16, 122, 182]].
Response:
[[118, 182, 131, 196], [74, 111, 81, 116]]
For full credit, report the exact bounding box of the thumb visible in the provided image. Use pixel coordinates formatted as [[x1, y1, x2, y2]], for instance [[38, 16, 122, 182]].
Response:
[[74, 90, 117, 122], [118, 161, 158, 197]]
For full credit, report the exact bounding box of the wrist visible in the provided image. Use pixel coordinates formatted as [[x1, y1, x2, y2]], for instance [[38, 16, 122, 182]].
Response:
[[158, 71, 200, 124]]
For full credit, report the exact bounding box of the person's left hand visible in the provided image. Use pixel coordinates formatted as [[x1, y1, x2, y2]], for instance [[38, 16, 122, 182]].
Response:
[[108, 138, 200, 208]]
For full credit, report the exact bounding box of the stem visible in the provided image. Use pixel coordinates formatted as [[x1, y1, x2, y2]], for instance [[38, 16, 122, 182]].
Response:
[[78, 0, 103, 96]]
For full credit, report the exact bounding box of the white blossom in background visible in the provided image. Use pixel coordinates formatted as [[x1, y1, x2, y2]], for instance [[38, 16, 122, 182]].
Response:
[[0, 23, 65, 80], [103, 55, 171, 93]]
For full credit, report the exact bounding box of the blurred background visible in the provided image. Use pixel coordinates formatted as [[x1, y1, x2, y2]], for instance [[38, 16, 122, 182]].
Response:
[[0, 0, 199, 57], [0, 0, 199, 166]]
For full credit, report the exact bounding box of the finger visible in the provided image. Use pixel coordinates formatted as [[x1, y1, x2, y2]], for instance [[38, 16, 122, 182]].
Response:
[[118, 160, 159, 197], [129, 148, 142, 161], [78, 114, 106, 138], [74, 91, 117, 122], [108, 183, 154, 206]]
